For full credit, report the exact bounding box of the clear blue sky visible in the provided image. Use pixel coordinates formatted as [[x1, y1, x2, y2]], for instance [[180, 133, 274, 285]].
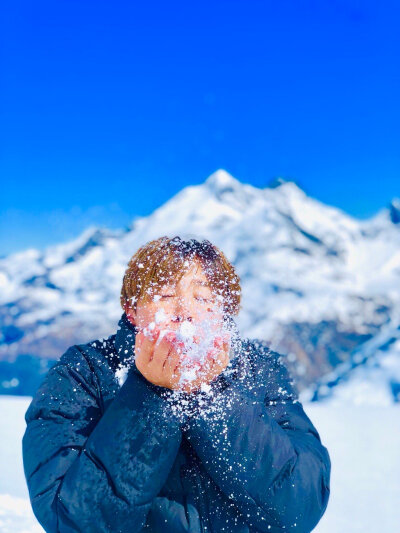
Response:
[[1, 0, 399, 256]]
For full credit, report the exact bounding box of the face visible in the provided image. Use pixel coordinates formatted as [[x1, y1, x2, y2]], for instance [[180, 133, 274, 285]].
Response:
[[126, 260, 225, 336]]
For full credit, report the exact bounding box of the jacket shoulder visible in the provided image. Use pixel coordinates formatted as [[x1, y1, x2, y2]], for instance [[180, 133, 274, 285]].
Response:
[[42, 335, 117, 398], [24, 334, 122, 432], [53, 341, 100, 379], [66, 332, 120, 373], [241, 336, 287, 369], [242, 337, 300, 402]]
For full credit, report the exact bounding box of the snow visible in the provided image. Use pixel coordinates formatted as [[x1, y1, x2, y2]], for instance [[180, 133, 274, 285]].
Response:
[[4, 168, 399, 348], [0, 494, 43, 533], [1, 169, 400, 527], [302, 315, 400, 405], [3, 169, 400, 399], [0, 396, 44, 532], [310, 404, 400, 533], [114, 361, 132, 387], [1, 395, 399, 533], [140, 309, 234, 389]]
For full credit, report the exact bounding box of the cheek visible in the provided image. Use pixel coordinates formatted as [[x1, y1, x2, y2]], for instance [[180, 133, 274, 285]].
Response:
[[196, 302, 223, 321], [140, 304, 177, 328], [194, 310, 224, 336], [154, 305, 176, 325], [135, 304, 160, 328]]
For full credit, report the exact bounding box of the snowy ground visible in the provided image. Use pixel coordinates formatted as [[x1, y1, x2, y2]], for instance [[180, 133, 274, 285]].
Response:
[[0, 395, 399, 533]]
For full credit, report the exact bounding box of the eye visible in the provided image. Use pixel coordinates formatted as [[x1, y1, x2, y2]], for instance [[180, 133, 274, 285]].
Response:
[[161, 294, 175, 298]]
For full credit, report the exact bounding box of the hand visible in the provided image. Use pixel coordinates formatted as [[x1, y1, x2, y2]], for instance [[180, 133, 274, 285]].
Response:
[[179, 334, 231, 394], [134, 327, 231, 394], [134, 328, 184, 390]]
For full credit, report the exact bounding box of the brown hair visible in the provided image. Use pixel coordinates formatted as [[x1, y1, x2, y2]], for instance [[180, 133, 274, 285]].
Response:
[[120, 235, 241, 316]]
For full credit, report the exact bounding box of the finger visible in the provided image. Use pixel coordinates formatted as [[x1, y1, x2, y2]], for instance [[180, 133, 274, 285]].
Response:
[[213, 336, 224, 350], [150, 332, 177, 372], [210, 335, 229, 363], [162, 333, 184, 369], [163, 348, 183, 384], [205, 338, 226, 368], [204, 348, 218, 373], [223, 339, 231, 355], [162, 340, 178, 370], [212, 349, 229, 375], [161, 343, 175, 374], [136, 329, 160, 364], [142, 325, 161, 343]]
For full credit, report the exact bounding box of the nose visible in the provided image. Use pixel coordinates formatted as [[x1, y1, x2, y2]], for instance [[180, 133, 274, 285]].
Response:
[[172, 315, 192, 323], [171, 296, 193, 323]]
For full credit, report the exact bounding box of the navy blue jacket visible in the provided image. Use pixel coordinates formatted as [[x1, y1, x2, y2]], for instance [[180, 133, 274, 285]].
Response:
[[22, 312, 331, 532]]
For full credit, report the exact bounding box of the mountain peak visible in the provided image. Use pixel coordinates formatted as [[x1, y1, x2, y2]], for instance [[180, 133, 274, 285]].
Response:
[[265, 176, 305, 191], [204, 169, 241, 191]]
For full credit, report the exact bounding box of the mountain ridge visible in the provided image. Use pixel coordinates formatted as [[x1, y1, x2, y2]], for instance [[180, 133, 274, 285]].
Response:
[[1, 169, 399, 403]]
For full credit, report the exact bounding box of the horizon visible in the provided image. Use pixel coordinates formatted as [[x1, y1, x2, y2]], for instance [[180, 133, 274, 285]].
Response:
[[1, 1, 399, 255]]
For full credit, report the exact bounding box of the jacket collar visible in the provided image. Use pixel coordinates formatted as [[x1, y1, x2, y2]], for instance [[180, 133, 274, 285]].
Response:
[[113, 311, 244, 385], [114, 311, 139, 367]]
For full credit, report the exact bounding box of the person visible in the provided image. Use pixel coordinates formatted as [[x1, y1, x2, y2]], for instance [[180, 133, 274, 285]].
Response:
[[22, 235, 331, 533]]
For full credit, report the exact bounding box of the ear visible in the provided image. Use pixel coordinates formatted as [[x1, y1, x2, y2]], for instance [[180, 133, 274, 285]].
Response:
[[125, 306, 137, 326]]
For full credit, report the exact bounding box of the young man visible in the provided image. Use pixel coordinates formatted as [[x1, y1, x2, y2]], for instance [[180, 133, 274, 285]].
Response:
[[22, 236, 331, 533]]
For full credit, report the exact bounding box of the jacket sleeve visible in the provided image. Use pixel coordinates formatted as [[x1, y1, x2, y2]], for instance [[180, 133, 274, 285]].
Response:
[[22, 346, 199, 533], [182, 346, 331, 533]]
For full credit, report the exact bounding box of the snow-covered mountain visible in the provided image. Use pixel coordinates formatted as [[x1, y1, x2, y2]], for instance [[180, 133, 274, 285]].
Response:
[[1, 169, 400, 402], [301, 313, 400, 405]]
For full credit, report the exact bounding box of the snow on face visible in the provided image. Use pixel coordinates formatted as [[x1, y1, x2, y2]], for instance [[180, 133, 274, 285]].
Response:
[[142, 312, 232, 388], [154, 308, 167, 324], [133, 255, 237, 389]]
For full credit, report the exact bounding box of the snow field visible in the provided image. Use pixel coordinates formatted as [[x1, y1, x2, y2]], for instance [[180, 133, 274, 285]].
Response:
[[0, 396, 399, 533]]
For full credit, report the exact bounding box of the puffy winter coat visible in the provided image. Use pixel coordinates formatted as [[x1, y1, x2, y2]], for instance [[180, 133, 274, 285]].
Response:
[[22, 312, 331, 533]]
